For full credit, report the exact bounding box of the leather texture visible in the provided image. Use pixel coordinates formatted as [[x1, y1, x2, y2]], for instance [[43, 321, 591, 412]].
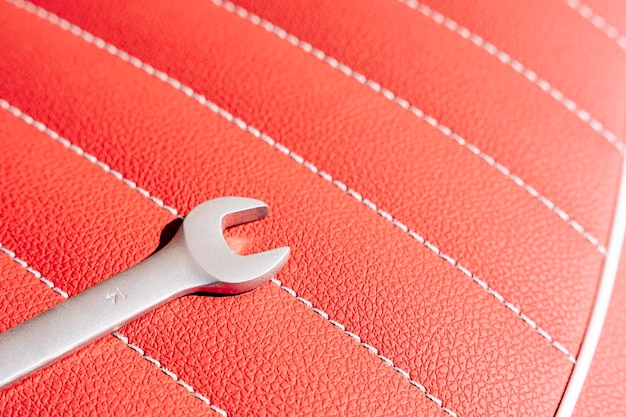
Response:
[[573, 243, 626, 417], [0, 0, 624, 415]]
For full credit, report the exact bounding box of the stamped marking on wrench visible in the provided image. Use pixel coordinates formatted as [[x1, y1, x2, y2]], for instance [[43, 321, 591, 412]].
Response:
[[106, 288, 126, 304], [0, 197, 289, 390]]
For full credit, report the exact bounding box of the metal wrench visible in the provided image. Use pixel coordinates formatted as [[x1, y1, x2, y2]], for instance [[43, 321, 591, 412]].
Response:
[[0, 196, 289, 390]]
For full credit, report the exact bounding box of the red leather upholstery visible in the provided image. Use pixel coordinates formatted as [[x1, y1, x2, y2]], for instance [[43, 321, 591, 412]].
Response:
[[573, 243, 626, 417], [0, 0, 624, 415]]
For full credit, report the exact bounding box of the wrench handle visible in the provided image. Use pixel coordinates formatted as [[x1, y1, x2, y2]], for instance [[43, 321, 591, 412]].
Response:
[[0, 196, 290, 390], [0, 238, 207, 390]]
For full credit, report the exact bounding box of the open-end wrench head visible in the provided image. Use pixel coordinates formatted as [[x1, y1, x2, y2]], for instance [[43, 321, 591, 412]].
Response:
[[181, 196, 290, 294]]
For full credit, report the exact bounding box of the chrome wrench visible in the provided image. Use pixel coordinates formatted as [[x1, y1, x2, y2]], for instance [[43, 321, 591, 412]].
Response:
[[0, 196, 289, 390]]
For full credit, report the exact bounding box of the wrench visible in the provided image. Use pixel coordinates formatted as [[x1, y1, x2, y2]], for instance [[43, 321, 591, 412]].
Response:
[[0, 196, 289, 390]]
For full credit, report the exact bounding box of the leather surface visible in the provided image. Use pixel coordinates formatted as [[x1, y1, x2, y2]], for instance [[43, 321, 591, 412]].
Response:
[[25, 0, 608, 357], [403, 0, 626, 139], [568, 0, 626, 36], [573, 243, 626, 417], [231, 0, 624, 245], [0, 0, 624, 416]]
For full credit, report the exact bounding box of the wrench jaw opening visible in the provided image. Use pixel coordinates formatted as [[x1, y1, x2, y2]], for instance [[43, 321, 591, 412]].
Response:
[[195, 246, 290, 295], [221, 204, 268, 231], [182, 196, 290, 295]]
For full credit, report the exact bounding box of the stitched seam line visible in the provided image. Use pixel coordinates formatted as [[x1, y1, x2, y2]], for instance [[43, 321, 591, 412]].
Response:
[[10, 0, 579, 365], [0, 243, 227, 416], [0, 243, 69, 298], [398, 0, 624, 153], [211, 0, 607, 256], [270, 277, 457, 417], [563, 0, 626, 51], [0, 99, 179, 218], [110, 332, 227, 417]]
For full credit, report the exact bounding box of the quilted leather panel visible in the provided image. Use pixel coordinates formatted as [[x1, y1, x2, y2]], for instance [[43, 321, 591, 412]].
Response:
[[0, 98, 443, 416], [0, 0, 624, 415], [0, 2, 577, 414], [0, 107, 174, 297], [22, 0, 608, 357], [407, 0, 626, 138], [230, 0, 624, 244]]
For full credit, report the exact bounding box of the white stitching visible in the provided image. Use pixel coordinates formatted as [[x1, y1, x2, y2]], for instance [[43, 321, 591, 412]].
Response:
[[207, 0, 607, 256], [9, 0, 579, 364], [0, 243, 227, 416], [397, 0, 625, 153], [0, 242, 69, 298], [269, 278, 458, 416], [0, 99, 179, 218], [111, 332, 227, 417], [563, 0, 626, 51]]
